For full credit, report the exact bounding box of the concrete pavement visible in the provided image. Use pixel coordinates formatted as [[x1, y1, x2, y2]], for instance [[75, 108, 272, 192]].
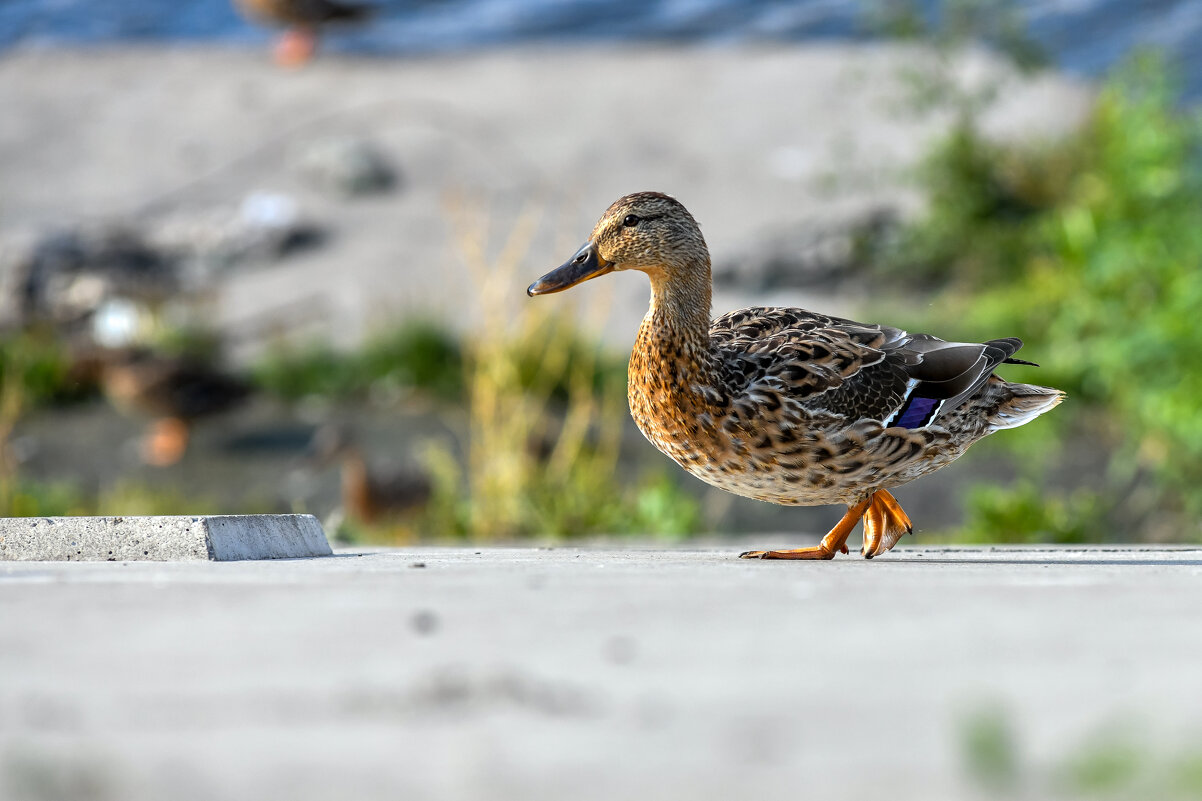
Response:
[[0, 515, 331, 561], [2, 545, 1200, 800]]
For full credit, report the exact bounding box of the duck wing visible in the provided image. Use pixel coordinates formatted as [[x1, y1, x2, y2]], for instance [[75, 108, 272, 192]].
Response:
[[137, 360, 251, 421], [306, 0, 372, 22], [710, 307, 1025, 429]]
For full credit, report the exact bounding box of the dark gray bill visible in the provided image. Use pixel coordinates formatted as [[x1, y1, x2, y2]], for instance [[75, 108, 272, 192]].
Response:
[[527, 241, 613, 296]]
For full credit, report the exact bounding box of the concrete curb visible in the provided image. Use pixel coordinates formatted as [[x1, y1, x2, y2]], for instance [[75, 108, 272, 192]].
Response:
[[0, 514, 332, 561]]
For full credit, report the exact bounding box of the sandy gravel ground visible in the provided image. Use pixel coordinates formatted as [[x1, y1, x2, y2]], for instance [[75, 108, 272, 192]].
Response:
[[0, 44, 1093, 353]]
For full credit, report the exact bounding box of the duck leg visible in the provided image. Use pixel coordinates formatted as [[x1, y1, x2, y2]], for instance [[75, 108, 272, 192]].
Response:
[[274, 26, 318, 67], [740, 497, 873, 560], [861, 489, 913, 559]]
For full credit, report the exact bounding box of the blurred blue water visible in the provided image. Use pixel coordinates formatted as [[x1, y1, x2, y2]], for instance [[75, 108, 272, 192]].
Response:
[[1, 0, 1199, 97]]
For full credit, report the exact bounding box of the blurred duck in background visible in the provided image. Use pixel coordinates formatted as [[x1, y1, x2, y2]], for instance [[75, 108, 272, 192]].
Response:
[[305, 423, 431, 528], [100, 348, 252, 467], [234, 0, 374, 67]]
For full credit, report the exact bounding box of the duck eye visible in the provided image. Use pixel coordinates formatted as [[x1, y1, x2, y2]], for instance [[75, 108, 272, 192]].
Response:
[[622, 214, 641, 228]]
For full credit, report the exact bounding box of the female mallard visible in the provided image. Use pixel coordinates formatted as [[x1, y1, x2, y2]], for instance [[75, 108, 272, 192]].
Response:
[[101, 348, 251, 466], [528, 192, 1064, 559], [305, 424, 431, 526]]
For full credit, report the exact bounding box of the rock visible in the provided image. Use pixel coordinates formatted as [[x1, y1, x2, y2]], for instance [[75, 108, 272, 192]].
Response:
[[0, 198, 324, 333], [713, 208, 900, 292], [145, 192, 325, 281], [1, 225, 178, 331], [297, 136, 397, 197]]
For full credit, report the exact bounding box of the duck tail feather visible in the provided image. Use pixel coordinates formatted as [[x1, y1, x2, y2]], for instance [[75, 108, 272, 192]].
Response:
[[987, 383, 1065, 431]]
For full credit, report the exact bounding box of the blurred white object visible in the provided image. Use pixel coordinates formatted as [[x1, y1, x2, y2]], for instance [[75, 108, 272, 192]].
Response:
[[240, 191, 300, 230], [91, 296, 147, 348]]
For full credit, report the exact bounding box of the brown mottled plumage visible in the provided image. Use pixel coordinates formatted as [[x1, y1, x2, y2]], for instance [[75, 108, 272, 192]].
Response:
[[236, 0, 371, 27], [306, 424, 432, 525], [100, 348, 251, 466], [528, 192, 1064, 560]]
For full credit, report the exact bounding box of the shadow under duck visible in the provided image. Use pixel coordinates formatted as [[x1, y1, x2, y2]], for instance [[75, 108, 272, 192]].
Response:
[[528, 192, 1064, 560]]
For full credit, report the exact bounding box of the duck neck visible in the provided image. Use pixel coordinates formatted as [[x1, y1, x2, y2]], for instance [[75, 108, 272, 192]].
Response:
[[341, 451, 372, 519], [638, 261, 714, 378]]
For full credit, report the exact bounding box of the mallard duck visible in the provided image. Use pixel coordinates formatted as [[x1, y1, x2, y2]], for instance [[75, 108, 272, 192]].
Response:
[[527, 192, 1064, 559], [233, 0, 373, 67], [101, 349, 251, 466], [305, 424, 431, 525]]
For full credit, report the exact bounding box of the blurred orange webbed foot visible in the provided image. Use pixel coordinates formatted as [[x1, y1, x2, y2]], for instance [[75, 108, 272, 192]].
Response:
[[142, 417, 191, 467], [274, 27, 317, 67]]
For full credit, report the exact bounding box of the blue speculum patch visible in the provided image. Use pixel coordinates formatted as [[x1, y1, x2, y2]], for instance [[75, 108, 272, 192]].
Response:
[[893, 396, 939, 429]]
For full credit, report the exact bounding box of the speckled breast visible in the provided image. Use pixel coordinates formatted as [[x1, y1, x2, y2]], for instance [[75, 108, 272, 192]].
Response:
[[628, 383, 855, 507]]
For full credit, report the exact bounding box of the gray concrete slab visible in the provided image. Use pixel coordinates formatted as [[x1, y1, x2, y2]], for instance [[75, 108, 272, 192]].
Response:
[[0, 514, 331, 561], [2, 545, 1200, 801]]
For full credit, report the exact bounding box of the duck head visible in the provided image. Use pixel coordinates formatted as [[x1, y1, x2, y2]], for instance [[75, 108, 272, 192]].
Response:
[[527, 192, 709, 296]]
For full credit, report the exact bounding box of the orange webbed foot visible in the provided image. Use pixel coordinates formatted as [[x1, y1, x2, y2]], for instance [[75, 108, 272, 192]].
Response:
[[739, 546, 839, 560], [739, 497, 872, 562], [861, 489, 913, 559]]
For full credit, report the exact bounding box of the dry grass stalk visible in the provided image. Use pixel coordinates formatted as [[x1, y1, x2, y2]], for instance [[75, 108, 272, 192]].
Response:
[[431, 195, 624, 540]]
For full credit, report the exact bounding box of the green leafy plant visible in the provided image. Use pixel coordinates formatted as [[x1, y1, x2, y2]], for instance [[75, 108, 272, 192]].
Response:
[[252, 318, 464, 402], [1055, 732, 1146, 797], [883, 54, 1202, 541], [958, 708, 1202, 798], [94, 481, 226, 517], [0, 330, 88, 407], [1, 331, 80, 513], [0, 475, 265, 519], [956, 481, 1103, 544], [959, 705, 1021, 794], [0, 478, 91, 518]]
